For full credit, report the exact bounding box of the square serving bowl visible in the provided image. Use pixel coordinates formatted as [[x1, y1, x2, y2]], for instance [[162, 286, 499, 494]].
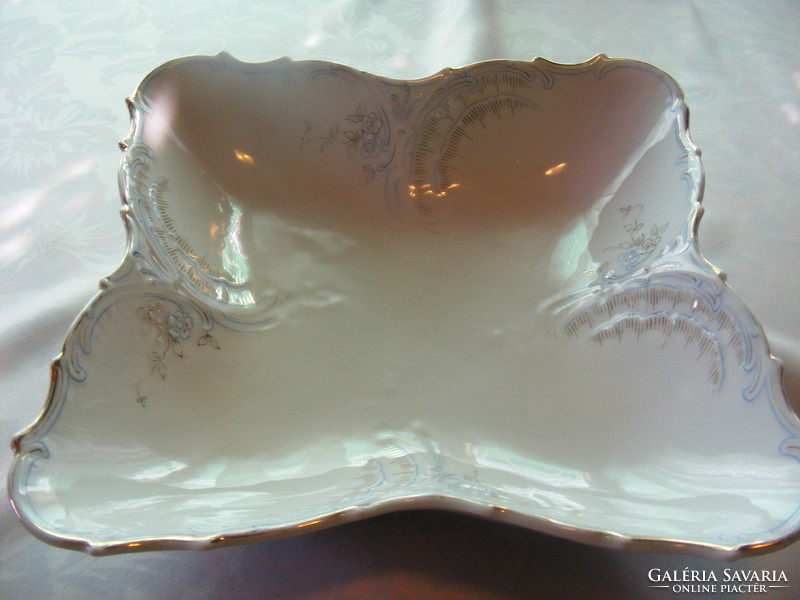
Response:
[[9, 53, 800, 557]]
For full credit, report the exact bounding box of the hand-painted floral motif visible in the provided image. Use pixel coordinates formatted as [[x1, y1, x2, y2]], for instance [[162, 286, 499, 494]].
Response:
[[301, 102, 391, 183], [134, 299, 219, 406], [165, 309, 193, 341], [586, 204, 669, 281], [319, 103, 388, 158], [606, 204, 669, 267]]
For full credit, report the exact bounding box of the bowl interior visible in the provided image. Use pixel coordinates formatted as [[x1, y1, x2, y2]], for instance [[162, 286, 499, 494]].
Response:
[[135, 57, 691, 311]]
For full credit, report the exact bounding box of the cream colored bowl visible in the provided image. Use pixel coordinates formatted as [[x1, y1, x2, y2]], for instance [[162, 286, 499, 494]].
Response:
[[9, 53, 800, 558]]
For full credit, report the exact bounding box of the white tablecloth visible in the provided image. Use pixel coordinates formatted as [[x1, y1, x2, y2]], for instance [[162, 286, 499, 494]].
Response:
[[2, 1, 798, 598]]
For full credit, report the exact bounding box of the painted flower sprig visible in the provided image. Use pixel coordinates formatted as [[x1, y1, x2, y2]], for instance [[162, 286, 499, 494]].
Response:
[[134, 299, 219, 406]]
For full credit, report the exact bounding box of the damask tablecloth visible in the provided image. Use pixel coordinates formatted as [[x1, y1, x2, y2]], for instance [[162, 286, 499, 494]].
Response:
[[1, 1, 798, 598]]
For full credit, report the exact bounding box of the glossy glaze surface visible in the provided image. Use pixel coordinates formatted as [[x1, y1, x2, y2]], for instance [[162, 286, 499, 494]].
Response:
[[9, 53, 800, 557]]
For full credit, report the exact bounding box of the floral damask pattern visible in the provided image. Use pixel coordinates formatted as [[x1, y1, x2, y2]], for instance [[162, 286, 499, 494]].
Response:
[[2, 1, 799, 599]]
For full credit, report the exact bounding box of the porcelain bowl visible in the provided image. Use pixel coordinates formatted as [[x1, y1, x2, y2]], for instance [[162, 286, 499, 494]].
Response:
[[9, 53, 800, 557]]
